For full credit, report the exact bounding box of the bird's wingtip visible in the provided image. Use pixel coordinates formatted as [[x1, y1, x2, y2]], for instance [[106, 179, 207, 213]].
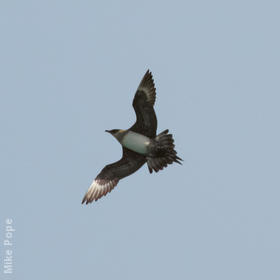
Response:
[[81, 178, 119, 205]]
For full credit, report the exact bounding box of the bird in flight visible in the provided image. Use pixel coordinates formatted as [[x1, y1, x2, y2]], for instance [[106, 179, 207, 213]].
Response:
[[82, 70, 182, 204]]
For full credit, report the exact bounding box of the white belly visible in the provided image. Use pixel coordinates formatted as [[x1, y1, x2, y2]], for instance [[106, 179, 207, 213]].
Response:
[[122, 131, 151, 154]]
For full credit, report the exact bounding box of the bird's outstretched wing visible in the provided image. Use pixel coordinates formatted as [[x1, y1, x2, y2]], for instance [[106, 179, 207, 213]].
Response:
[[82, 148, 146, 204], [130, 70, 157, 138]]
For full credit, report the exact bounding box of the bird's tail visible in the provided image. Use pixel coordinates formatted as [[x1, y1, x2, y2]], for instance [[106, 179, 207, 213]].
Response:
[[147, 129, 182, 173]]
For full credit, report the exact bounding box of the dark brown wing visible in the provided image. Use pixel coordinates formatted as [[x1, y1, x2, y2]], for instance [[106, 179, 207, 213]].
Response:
[[129, 70, 157, 138], [82, 148, 146, 204]]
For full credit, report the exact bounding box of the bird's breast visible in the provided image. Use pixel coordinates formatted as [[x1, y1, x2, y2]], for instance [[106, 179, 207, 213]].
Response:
[[121, 131, 151, 155]]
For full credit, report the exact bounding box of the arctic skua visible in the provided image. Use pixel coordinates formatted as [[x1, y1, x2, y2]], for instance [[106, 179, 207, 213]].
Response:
[[82, 70, 182, 204]]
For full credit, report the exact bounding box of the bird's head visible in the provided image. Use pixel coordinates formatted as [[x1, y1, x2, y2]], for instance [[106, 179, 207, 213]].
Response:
[[105, 129, 126, 142]]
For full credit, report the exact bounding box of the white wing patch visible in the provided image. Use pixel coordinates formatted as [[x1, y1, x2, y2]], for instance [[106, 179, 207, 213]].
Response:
[[137, 70, 156, 106], [82, 178, 119, 204]]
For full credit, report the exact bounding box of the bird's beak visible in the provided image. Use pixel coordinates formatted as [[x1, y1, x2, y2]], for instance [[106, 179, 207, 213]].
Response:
[[105, 130, 110, 133]]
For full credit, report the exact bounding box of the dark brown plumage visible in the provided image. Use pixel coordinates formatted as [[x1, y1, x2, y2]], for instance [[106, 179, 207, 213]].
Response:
[[82, 70, 182, 204]]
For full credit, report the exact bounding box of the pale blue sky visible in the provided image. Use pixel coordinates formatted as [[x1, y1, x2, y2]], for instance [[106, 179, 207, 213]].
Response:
[[1, 1, 280, 279]]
